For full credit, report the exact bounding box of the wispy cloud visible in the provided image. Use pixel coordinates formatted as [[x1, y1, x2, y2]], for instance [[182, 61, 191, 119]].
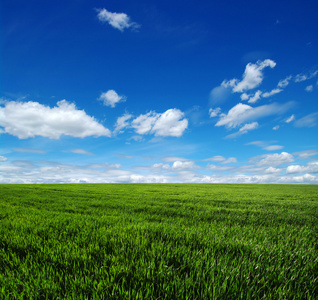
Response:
[[262, 88, 282, 98], [305, 85, 313, 92], [294, 112, 318, 127], [215, 102, 293, 129], [69, 149, 94, 155], [246, 141, 283, 151], [294, 70, 318, 82], [277, 76, 292, 88], [285, 114, 295, 123], [226, 122, 259, 139], [114, 113, 132, 134], [14, 148, 46, 154], [96, 8, 140, 32]]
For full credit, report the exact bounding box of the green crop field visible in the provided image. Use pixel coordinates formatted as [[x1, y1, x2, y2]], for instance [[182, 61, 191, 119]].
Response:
[[0, 184, 317, 299]]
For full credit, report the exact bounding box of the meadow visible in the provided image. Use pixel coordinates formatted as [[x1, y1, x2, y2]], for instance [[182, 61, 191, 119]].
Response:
[[0, 183, 317, 299]]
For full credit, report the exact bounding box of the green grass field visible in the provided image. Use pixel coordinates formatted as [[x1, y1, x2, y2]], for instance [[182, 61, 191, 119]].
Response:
[[0, 184, 317, 299]]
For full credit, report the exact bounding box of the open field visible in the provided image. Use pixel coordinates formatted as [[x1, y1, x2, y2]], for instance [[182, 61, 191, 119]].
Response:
[[0, 184, 317, 299]]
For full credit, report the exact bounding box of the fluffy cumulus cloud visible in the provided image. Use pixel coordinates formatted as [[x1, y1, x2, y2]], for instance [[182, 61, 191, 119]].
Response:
[[132, 109, 188, 137], [216, 102, 292, 129], [0, 100, 111, 139], [96, 8, 140, 32], [171, 161, 198, 170], [286, 161, 318, 174], [98, 90, 126, 108], [265, 167, 282, 174], [255, 152, 294, 167], [222, 59, 276, 93], [0, 156, 8, 162]]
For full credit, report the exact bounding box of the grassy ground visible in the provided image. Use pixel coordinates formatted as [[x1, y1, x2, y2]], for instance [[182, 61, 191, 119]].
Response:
[[0, 184, 317, 299]]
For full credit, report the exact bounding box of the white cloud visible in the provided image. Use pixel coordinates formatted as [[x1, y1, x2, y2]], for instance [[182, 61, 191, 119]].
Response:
[[240, 122, 259, 131], [70, 149, 94, 155], [305, 85, 313, 92], [132, 109, 188, 137], [286, 161, 318, 174], [215, 102, 293, 129], [172, 161, 197, 170], [293, 150, 318, 159], [129, 135, 143, 142], [162, 156, 190, 163], [273, 125, 280, 130], [206, 156, 226, 162], [222, 59, 276, 93], [89, 163, 121, 169], [226, 122, 259, 139], [98, 90, 126, 108], [285, 114, 295, 123], [96, 8, 140, 32], [294, 112, 318, 127], [248, 90, 262, 104], [0, 100, 111, 139], [1, 155, 317, 184], [240, 93, 250, 101], [247, 141, 283, 151], [265, 167, 281, 174], [295, 70, 318, 82], [152, 163, 170, 170], [264, 145, 284, 151], [262, 88, 282, 98], [221, 157, 237, 164], [206, 164, 232, 172], [14, 148, 46, 154], [113, 113, 132, 134], [152, 109, 188, 137], [209, 107, 221, 118], [256, 152, 294, 167], [277, 76, 292, 88], [132, 112, 159, 135], [0, 156, 8, 162]]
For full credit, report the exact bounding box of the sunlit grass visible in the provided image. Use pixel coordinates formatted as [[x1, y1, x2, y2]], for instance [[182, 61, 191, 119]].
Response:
[[0, 184, 317, 299]]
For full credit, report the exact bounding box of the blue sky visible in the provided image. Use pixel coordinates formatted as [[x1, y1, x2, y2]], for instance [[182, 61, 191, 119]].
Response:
[[1, 0, 318, 183]]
